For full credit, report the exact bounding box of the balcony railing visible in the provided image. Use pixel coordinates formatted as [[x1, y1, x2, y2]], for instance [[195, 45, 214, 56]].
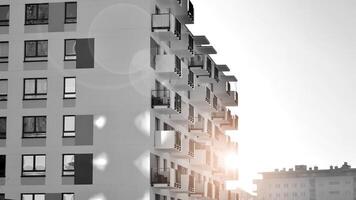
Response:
[[174, 93, 182, 113], [151, 13, 181, 41], [188, 117, 204, 131], [175, 56, 182, 77], [188, 70, 195, 88], [188, 1, 194, 22], [151, 168, 172, 186], [151, 90, 170, 108]]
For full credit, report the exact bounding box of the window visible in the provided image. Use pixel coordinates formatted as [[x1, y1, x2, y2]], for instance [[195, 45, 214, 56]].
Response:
[[0, 79, 7, 101], [65, 2, 77, 24], [64, 77, 76, 99], [0, 42, 9, 63], [22, 155, 46, 176], [25, 4, 49, 25], [0, 117, 6, 139], [62, 193, 75, 200], [62, 154, 75, 176], [23, 116, 46, 138], [21, 194, 45, 200], [63, 115, 75, 137], [24, 40, 48, 62], [23, 78, 47, 100], [64, 39, 76, 60], [0, 155, 5, 177], [0, 5, 9, 26], [0, 194, 4, 200]]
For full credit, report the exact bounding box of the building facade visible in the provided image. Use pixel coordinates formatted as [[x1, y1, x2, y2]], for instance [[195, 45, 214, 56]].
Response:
[[255, 162, 356, 200], [0, 0, 239, 199]]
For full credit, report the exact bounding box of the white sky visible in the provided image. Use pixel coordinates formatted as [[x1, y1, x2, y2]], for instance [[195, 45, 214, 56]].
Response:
[[189, 0, 356, 192]]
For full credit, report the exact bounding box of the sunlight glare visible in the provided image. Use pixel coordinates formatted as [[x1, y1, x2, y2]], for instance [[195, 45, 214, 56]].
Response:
[[224, 152, 239, 170], [134, 151, 150, 178], [134, 111, 151, 136], [94, 116, 107, 129], [89, 193, 106, 200], [93, 153, 109, 171]]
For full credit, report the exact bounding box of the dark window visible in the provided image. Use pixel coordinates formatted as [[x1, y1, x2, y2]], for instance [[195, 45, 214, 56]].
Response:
[[0, 79, 7, 101], [0, 117, 6, 139], [22, 154, 46, 177], [62, 154, 75, 176], [62, 193, 75, 200], [65, 2, 77, 24], [0, 155, 5, 177], [0, 5, 9, 26], [23, 78, 47, 100], [25, 4, 49, 25], [155, 117, 160, 131], [23, 116, 46, 138], [21, 193, 46, 200], [24, 40, 48, 62], [0, 42, 9, 63], [0, 193, 4, 200], [63, 115, 75, 137], [63, 77, 76, 99], [64, 39, 76, 60]]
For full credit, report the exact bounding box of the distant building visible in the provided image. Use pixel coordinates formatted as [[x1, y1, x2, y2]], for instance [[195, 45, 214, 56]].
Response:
[[254, 162, 356, 200], [236, 188, 256, 200]]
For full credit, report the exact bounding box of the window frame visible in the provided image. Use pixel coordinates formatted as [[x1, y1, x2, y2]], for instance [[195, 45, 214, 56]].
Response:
[[24, 3, 49, 25], [24, 40, 48, 62], [22, 116, 47, 138], [63, 77, 76, 99], [23, 78, 48, 100], [0, 5, 10, 26], [0, 41, 9, 63], [63, 115, 75, 137], [21, 193, 46, 200], [0, 117, 6, 139], [0, 79, 8, 101], [64, 39, 77, 61], [62, 154, 75, 176], [21, 154, 46, 177], [62, 193, 75, 200], [65, 2, 77, 24]]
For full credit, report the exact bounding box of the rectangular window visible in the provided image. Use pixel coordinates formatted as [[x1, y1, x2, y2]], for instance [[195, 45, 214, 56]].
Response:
[[64, 39, 76, 60], [62, 154, 75, 176], [0, 117, 6, 139], [0, 42, 9, 63], [65, 2, 77, 24], [0, 5, 9, 26], [23, 78, 47, 100], [0, 194, 4, 200], [23, 116, 46, 138], [62, 193, 75, 200], [0, 155, 5, 177], [24, 40, 48, 62], [22, 154, 46, 177], [25, 4, 49, 25], [0, 79, 7, 101], [64, 77, 76, 99], [63, 115, 75, 137], [21, 194, 46, 200]]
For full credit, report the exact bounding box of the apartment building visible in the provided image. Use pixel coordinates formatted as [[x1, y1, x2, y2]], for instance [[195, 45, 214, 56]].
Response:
[[0, 0, 239, 199], [254, 162, 356, 200]]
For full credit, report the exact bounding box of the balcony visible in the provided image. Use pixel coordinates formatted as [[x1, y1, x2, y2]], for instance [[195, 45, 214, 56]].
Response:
[[155, 55, 182, 80], [151, 168, 178, 188], [151, 90, 182, 114], [215, 81, 238, 107], [190, 86, 214, 112], [152, 13, 181, 41], [169, 101, 191, 125], [191, 145, 212, 170], [189, 118, 211, 141], [171, 33, 194, 58], [154, 130, 182, 152], [220, 115, 238, 131], [156, 0, 194, 24], [171, 137, 194, 159], [170, 68, 196, 91], [189, 54, 212, 76], [172, 174, 195, 193], [211, 111, 228, 125]]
